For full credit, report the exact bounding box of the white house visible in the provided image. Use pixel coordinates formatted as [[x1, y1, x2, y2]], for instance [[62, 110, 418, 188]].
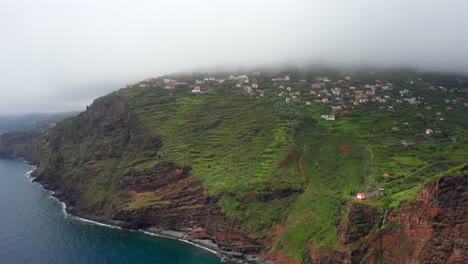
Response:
[[192, 86, 201, 93], [321, 114, 335, 121]]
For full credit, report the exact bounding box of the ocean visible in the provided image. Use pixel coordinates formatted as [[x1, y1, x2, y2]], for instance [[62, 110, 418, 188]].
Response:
[[0, 158, 227, 264]]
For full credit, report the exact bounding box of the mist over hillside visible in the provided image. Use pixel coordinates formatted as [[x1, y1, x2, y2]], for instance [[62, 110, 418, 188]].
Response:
[[2, 0, 468, 115], [0, 112, 78, 133]]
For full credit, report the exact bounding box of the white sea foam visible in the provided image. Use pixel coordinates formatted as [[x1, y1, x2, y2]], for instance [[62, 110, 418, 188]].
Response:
[[23, 170, 121, 230], [46, 192, 122, 229], [141, 230, 175, 239], [140, 230, 219, 255], [180, 239, 218, 255], [48, 194, 68, 215], [25, 168, 36, 176], [70, 215, 122, 230], [24, 167, 37, 182]]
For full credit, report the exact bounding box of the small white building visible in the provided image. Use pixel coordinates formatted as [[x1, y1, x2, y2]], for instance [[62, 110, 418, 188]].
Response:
[[192, 86, 201, 93], [356, 193, 366, 200], [321, 114, 335, 121]]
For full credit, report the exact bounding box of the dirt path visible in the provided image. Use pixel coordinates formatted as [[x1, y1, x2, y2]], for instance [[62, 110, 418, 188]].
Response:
[[299, 143, 308, 183], [365, 187, 383, 198]]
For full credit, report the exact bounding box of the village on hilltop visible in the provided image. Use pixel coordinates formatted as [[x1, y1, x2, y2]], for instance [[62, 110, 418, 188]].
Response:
[[125, 70, 467, 140], [121, 70, 468, 202]]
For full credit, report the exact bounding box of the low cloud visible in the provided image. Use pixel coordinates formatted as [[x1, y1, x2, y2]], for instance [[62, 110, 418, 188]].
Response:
[[1, 0, 467, 114]]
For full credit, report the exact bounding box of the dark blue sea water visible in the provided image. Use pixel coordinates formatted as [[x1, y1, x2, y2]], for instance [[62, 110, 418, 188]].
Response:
[[0, 158, 227, 264]]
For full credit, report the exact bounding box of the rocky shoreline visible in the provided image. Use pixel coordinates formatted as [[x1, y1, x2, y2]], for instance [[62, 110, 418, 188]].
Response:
[[24, 162, 274, 264], [68, 207, 273, 264], [68, 212, 274, 264]]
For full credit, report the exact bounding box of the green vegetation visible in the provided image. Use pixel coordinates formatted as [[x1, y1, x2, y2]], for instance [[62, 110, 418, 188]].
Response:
[[142, 71, 465, 259], [3, 69, 465, 262], [118, 70, 467, 260], [116, 73, 466, 260]]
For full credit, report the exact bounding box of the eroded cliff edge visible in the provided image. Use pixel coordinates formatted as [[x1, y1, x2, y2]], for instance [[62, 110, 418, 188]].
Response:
[[307, 167, 467, 264], [375, 168, 467, 263]]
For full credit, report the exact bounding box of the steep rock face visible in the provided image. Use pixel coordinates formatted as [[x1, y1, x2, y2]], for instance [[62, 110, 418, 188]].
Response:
[[338, 202, 380, 245], [114, 164, 261, 253], [307, 169, 467, 264], [375, 171, 467, 264], [307, 202, 379, 264]]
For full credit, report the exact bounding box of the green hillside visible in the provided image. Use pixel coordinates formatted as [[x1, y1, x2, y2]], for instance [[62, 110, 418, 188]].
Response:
[[1, 69, 466, 262], [114, 70, 466, 260]]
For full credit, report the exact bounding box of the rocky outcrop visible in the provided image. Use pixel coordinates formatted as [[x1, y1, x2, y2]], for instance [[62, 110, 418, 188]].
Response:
[[114, 172, 261, 253], [307, 201, 380, 264], [308, 168, 467, 264], [374, 170, 467, 264], [338, 202, 380, 245]]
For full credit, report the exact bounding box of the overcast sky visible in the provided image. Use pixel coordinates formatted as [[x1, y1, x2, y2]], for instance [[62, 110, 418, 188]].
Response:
[[0, 0, 467, 115]]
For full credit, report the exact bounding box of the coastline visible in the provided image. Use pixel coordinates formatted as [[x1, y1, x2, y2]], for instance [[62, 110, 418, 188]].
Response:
[[21, 159, 272, 264]]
